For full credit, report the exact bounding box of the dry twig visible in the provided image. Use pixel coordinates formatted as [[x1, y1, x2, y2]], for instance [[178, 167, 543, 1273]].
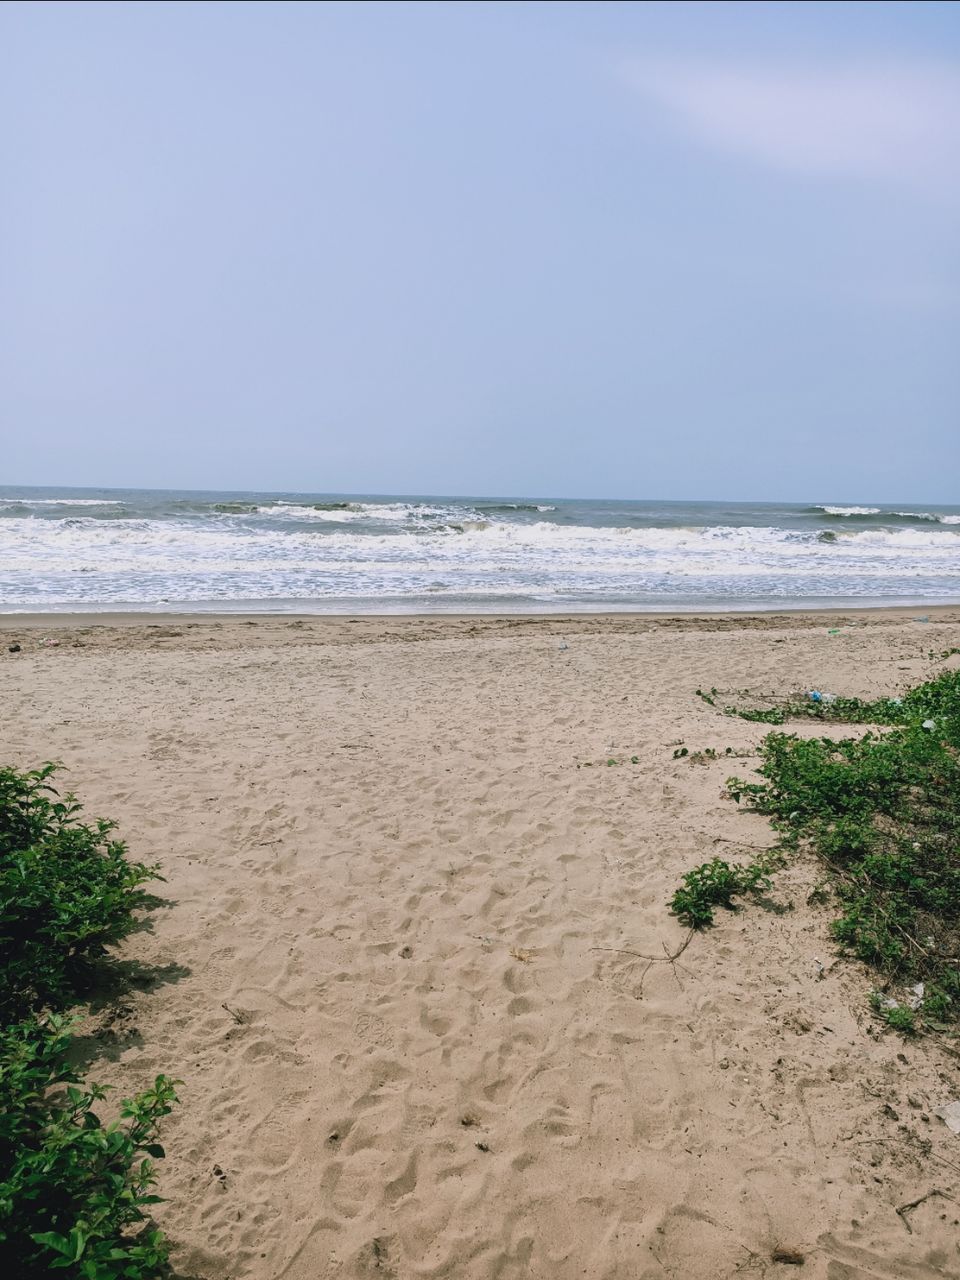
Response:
[[895, 1188, 954, 1234], [592, 930, 696, 996]]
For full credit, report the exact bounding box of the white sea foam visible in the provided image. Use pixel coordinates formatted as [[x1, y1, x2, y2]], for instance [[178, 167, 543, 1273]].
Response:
[[893, 511, 960, 524], [259, 501, 463, 523], [253, 500, 558, 522], [2, 518, 958, 568], [817, 505, 882, 516], [815, 505, 960, 525], [2, 509, 958, 608], [0, 498, 124, 507]]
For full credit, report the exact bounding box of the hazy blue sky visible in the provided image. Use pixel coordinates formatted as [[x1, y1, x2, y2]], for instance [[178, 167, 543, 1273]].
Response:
[[2, 1, 958, 501]]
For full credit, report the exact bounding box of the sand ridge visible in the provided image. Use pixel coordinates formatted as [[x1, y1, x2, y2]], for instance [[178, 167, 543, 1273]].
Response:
[[2, 612, 960, 1278]]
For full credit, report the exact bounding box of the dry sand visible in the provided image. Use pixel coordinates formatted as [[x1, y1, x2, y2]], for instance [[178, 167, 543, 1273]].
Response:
[[3, 609, 960, 1280]]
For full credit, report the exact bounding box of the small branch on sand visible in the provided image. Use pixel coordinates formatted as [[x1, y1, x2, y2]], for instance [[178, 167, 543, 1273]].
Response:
[[852, 1138, 960, 1179], [592, 930, 696, 996], [712, 836, 775, 852], [895, 1188, 953, 1234]]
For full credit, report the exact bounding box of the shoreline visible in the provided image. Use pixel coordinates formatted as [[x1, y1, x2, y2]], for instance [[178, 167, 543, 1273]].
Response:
[[2, 602, 959, 631]]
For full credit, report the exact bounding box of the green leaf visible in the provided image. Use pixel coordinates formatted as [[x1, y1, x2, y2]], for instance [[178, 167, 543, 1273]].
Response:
[[31, 1230, 73, 1256]]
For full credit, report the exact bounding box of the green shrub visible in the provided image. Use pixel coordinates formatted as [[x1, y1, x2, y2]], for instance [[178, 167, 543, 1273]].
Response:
[[0, 764, 177, 1278], [670, 857, 770, 928], [0, 1016, 177, 1278], [0, 765, 160, 1019], [684, 667, 960, 1027], [867, 993, 917, 1036]]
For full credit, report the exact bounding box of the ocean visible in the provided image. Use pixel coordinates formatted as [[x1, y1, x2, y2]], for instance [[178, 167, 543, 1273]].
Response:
[[1, 486, 959, 613]]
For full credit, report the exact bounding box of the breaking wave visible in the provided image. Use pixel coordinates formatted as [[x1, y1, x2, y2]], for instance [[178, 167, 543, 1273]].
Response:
[[813, 505, 960, 525], [2, 489, 958, 609]]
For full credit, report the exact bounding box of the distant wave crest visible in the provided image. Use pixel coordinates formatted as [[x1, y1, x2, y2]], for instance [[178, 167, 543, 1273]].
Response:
[[0, 497, 124, 507], [813, 504, 959, 525], [475, 503, 557, 513], [814, 505, 883, 517]]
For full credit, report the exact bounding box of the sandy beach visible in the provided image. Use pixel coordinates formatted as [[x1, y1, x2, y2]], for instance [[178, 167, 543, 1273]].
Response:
[[2, 608, 960, 1280]]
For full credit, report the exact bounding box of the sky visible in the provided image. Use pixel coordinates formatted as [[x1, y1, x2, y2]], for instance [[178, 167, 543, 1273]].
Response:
[[1, 0, 958, 502]]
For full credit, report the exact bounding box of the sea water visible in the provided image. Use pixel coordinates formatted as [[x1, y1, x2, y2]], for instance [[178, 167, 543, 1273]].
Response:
[[1, 487, 959, 613]]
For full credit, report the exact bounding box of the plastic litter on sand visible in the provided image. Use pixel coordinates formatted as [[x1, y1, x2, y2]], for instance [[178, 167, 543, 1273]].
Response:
[[934, 1102, 960, 1135]]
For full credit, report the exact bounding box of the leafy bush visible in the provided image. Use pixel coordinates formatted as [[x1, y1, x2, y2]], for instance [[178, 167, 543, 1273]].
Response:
[[868, 993, 917, 1036], [0, 764, 160, 1019], [0, 764, 177, 1278], [670, 856, 771, 928], [684, 668, 960, 1027], [0, 1016, 177, 1279]]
